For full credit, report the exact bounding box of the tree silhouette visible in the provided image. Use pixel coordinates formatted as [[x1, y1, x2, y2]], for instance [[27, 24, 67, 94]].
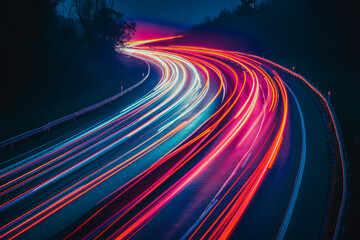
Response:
[[241, 0, 255, 8], [73, 0, 135, 46]]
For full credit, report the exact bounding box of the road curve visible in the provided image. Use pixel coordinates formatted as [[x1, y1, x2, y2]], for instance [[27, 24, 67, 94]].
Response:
[[0, 44, 340, 239]]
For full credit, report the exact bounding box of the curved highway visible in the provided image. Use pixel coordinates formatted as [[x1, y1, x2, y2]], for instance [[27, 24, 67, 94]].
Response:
[[0, 43, 339, 239]]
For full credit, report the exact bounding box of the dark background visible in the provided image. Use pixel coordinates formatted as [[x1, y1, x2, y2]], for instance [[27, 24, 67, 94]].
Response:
[[0, 0, 140, 141], [1, 0, 359, 238], [173, 1, 360, 237]]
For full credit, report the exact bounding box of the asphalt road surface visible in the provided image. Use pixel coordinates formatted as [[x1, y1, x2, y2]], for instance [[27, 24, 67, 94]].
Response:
[[0, 45, 339, 240]]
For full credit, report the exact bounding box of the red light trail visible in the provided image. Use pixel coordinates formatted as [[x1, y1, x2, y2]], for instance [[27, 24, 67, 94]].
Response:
[[0, 36, 344, 240]]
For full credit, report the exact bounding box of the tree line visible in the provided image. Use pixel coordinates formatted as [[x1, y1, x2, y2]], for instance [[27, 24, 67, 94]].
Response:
[[0, 0, 136, 117]]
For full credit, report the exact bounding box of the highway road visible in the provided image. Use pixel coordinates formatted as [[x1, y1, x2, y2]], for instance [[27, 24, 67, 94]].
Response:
[[0, 42, 342, 239]]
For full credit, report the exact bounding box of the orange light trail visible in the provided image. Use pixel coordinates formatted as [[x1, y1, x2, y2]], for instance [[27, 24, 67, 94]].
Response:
[[0, 37, 336, 240], [124, 35, 185, 47]]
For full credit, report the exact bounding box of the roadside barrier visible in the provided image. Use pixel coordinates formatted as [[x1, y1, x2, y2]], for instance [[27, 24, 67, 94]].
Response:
[[0, 61, 150, 149], [243, 53, 347, 240]]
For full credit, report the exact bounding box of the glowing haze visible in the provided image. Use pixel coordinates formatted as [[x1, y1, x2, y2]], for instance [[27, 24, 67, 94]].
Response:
[[131, 21, 185, 41]]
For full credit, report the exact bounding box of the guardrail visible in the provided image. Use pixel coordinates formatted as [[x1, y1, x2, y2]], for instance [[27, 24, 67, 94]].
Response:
[[0, 61, 150, 149], [244, 53, 347, 240]]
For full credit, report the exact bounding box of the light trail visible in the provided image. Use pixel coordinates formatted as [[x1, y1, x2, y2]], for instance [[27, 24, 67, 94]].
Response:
[[124, 35, 185, 47], [0, 38, 338, 240]]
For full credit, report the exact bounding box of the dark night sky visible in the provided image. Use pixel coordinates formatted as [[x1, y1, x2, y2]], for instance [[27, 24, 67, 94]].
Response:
[[114, 0, 239, 28]]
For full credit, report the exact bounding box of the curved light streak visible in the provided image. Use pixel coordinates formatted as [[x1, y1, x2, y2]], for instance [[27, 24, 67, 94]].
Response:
[[0, 41, 338, 240]]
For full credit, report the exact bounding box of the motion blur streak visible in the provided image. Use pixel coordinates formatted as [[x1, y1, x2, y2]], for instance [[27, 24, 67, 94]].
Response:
[[125, 35, 185, 47], [2, 38, 327, 240]]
